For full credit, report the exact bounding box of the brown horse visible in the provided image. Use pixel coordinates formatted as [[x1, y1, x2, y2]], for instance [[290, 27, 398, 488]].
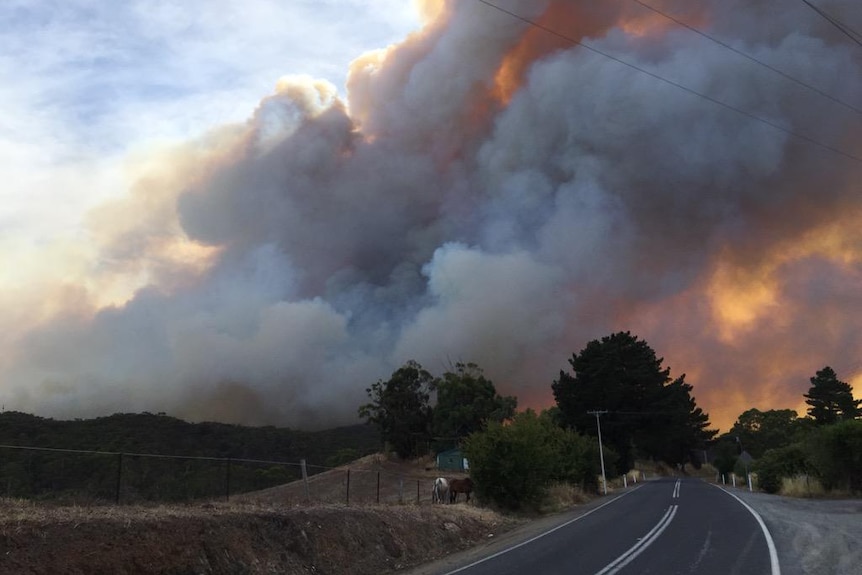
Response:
[[448, 477, 473, 503]]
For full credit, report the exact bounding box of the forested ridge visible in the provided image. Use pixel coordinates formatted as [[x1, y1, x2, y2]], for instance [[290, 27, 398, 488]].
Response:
[[0, 411, 381, 502], [0, 411, 378, 463]]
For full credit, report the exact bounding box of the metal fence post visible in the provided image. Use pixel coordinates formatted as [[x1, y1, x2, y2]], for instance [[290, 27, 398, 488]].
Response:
[[416, 480, 420, 503], [301, 459, 310, 502], [115, 453, 123, 504], [225, 458, 231, 502]]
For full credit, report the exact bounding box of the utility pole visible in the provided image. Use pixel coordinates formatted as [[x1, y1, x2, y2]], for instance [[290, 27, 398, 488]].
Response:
[[588, 410, 608, 495]]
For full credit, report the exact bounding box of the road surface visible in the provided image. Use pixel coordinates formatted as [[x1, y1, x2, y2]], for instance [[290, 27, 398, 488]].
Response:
[[413, 478, 779, 575]]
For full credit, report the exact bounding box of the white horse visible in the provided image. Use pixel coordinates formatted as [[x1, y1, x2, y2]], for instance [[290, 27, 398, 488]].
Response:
[[432, 477, 449, 504]]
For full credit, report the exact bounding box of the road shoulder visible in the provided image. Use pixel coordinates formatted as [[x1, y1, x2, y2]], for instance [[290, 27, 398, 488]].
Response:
[[721, 488, 862, 575]]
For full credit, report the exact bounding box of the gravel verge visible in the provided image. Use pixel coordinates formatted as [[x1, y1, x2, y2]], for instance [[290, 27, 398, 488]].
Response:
[[723, 488, 862, 575]]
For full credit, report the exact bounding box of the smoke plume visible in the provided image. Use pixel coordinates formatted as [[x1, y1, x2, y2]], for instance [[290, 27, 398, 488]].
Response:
[[2, 0, 861, 430]]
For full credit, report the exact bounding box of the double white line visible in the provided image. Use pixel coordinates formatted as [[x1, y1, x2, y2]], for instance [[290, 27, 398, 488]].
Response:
[[594, 504, 679, 575], [673, 479, 681, 499]]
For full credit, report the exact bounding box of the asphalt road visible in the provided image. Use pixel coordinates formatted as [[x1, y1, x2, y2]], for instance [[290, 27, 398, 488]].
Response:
[[425, 478, 779, 575]]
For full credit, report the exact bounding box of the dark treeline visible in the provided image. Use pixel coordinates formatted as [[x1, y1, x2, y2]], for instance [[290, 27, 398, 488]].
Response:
[[361, 332, 717, 510], [713, 365, 862, 494], [0, 411, 380, 503]]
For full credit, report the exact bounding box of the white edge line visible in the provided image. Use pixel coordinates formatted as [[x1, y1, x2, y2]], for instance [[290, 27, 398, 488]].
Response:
[[440, 484, 645, 575], [713, 485, 781, 575]]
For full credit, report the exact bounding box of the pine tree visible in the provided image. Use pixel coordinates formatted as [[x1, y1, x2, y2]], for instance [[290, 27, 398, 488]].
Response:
[[552, 332, 715, 471], [804, 366, 862, 425]]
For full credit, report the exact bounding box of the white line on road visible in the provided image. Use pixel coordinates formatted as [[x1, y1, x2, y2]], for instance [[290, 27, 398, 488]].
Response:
[[594, 504, 678, 575], [714, 486, 781, 575], [439, 485, 644, 575], [672, 479, 680, 498]]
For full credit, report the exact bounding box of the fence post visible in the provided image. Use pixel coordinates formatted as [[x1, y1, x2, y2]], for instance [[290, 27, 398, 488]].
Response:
[[346, 469, 351, 505], [225, 458, 231, 502], [301, 459, 310, 502], [115, 453, 123, 505], [416, 480, 420, 504], [399, 479, 404, 504], [376, 471, 380, 504]]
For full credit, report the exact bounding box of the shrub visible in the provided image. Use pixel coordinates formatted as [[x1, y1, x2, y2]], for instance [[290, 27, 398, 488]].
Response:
[[754, 444, 808, 494], [804, 419, 862, 492], [463, 410, 606, 510]]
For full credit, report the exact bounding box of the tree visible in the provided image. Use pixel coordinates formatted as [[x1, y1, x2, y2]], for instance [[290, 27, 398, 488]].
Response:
[[711, 436, 740, 477], [552, 332, 715, 472], [358, 360, 435, 459], [640, 374, 715, 467], [805, 419, 862, 492], [432, 362, 517, 445], [804, 366, 861, 425], [728, 408, 802, 458]]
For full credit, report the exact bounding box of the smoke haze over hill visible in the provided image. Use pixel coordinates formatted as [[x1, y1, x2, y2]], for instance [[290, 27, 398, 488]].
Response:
[[1, 0, 860, 430]]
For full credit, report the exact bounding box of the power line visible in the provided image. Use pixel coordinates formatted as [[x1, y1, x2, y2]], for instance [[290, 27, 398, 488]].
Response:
[[800, 0, 862, 48], [476, 0, 862, 165], [632, 0, 862, 118]]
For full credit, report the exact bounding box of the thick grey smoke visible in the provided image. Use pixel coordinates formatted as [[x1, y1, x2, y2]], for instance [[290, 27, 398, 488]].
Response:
[[3, 0, 860, 429]]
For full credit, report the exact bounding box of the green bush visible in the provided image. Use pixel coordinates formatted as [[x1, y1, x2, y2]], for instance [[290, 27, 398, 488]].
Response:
[[463, 410, 606, 510], [804, 419, 862, 492], [754, 444, 808, 494]]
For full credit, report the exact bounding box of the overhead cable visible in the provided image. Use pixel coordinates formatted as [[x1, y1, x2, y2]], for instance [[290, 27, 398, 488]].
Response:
[[476, 0, 862, 166], [632, 0, 862, 117], [800, 0, 862, 48]]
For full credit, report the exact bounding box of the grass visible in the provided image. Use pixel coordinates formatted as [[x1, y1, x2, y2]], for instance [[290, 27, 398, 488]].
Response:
[[779, 475, 827, 497], [539, 483, 593, 513]]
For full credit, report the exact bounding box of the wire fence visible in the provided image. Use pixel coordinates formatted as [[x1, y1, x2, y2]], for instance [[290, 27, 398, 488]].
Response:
[[0, 444, 449, 506]]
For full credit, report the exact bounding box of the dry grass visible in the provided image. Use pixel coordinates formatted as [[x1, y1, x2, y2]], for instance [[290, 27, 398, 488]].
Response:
[[0, 496, 305, 526], [0, 452, 467, 526], [778, 475, 833, 498], [687, 463, 719, 479], [539, 483, 593, 513], [778, 475, 855, 499]]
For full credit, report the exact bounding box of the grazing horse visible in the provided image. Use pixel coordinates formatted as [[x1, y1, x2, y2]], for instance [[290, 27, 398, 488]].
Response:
[[448, 477, 474, 503], [432, 477, 449, 504]]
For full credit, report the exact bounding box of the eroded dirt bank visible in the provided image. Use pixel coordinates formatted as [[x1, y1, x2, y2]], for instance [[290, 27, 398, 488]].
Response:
[[0, 500, 519, 575]]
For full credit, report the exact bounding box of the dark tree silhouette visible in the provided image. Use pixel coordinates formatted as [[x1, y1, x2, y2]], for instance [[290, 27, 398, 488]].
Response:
[[804, 366, 861, 425], [358, 360, 435, 458], [432, 362, 516, 444], [728, 408, 803, 458], [552, 332, 715, 472]]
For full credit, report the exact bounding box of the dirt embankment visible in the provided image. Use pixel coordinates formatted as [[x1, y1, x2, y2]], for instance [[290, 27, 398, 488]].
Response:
[[0, 455, 517, 575], [0, 500, 519, 575]]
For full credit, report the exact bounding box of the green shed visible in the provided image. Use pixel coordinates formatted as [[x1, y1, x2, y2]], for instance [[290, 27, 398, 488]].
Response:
[[436, 448, 469, 472]]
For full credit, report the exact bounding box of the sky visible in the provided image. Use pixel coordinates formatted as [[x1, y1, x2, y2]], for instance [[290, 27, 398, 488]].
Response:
[[0, 0, 860, 432]]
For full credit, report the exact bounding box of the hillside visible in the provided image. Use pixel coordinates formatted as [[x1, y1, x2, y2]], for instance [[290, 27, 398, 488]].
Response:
[[0, 411, 381, 502], [0, 454, 518, 575]]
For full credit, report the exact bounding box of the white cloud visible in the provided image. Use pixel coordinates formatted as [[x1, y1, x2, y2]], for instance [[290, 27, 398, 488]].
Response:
[[0, 0, 422, 247]]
